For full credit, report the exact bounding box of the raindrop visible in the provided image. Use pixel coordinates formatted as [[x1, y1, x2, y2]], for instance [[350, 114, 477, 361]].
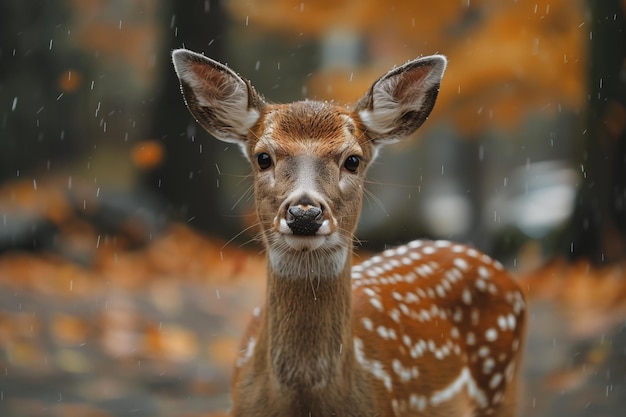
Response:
[[255, 60, 261, 71], [478, 145, 484, 161], [118, 20, 122, 30], [216, 289, 221, 300], [170, 14, 176, 29], [33, 179, 37, 190], [49, 39, 53, 50], [11, 97, 17, 111]]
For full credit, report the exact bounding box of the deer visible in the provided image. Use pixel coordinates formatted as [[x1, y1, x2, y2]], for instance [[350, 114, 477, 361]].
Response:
[[172, 48, 526, 417]]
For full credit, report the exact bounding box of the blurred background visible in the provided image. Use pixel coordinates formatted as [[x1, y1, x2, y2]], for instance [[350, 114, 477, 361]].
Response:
[[0, 0, 625, 416]]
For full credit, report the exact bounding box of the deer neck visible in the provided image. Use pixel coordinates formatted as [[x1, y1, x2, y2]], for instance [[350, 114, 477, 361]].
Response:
[[260, 247, 356, 391]]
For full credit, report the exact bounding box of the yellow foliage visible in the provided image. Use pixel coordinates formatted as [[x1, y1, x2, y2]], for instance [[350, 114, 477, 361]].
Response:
[[228, 0, 587, 133]]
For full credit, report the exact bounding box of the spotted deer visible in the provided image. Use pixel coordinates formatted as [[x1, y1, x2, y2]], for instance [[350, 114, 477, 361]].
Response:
[[172, 49, 526, 417]]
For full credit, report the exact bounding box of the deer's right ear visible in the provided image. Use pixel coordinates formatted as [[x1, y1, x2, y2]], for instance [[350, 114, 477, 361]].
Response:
[[172, 49, 265, 146]]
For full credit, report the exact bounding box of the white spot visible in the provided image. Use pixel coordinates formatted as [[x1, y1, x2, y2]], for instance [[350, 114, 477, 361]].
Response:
[[354, 338, 392, 392], [485, 328, 498, 342], [379, 326, 397, 340], [370, 255, 383, 264], [409, 251, 422, 260], [235, 337, 256, 367], [453, 308, 463, 322], [466, 332, 476, 345], [361, 317, 374, 331], [422, 246, 436, 255], [505, 361, 516, 381], [512, 339, 520, 351], [435, 285, 446, 298], [408, 240, 423, 248], [497, 315, 508, 331], [435, 240, 452, 248], [450, 327, 460, 339], [369, 298, 384, 311], [483, 357, 496, 374], [489, 372, 503, 389], [429, 367, 488, 408], [453, 257, 469, 271], [389, 309, 401, 323], [478, 266, 491, 279], [409, 393, 427, 411], [507, 314, 517, 330], [492, 390, 504, 404], [462, 289, 472, 305], [252, 307, 261, 317], [478, 346, 490, 357], [392, 358, 413, 382], [364, 288, 377, 297]]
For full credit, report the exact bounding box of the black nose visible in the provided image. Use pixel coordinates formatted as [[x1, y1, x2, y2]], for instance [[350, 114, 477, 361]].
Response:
[[286, 205, 323, 235]]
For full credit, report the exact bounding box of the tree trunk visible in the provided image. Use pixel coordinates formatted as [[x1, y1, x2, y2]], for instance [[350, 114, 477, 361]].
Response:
[[146, 0, 234, 235], [561, 0, 626, 264]]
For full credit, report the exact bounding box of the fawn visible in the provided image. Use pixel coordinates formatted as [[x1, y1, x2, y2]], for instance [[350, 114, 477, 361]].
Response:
[[172, 49, 526, 417]]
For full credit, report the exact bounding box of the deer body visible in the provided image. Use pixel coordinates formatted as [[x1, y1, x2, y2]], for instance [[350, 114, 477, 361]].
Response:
[[173, 50, 526, 417]]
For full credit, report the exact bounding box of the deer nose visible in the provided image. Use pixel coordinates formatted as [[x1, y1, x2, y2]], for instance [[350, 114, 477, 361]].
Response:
[[286, 202, 324, 236]]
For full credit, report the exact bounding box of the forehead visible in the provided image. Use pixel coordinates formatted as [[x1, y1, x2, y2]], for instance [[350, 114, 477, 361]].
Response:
[[251, 101, 366, 156]]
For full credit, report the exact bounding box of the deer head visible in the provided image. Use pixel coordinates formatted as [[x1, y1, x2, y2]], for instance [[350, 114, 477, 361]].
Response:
[[172, 50, 446, 280]]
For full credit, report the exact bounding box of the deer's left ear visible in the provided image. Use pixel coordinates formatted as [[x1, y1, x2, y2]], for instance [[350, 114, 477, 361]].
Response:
[[355, 55, 446, 145]]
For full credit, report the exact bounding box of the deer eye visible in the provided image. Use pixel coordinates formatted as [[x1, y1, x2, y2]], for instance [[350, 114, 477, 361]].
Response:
[[257, 153, 272, 170], [343, 155, 360, 173]]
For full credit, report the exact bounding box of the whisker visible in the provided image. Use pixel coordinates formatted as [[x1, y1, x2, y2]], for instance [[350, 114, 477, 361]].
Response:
[[222, 222, 262, 250]]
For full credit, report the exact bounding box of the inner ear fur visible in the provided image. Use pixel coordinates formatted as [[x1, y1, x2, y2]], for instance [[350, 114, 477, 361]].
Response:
[[172, 49, 265, 146], [355, 55, 447, 144]]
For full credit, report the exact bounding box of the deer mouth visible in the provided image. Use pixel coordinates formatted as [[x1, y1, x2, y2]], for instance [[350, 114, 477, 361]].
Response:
[[275, 216, 334, 252]]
